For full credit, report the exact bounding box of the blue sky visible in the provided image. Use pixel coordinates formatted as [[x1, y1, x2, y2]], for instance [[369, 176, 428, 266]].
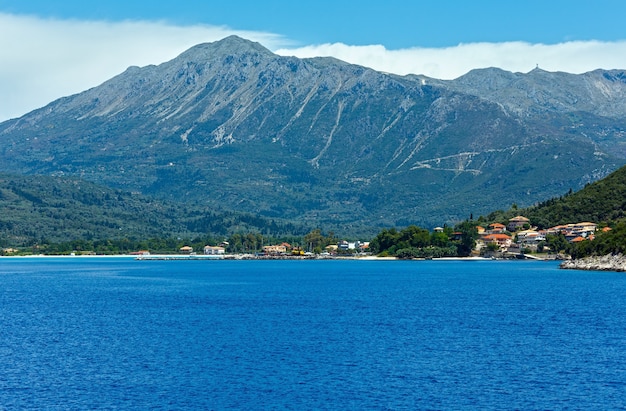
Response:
[[2, 0, 626, 120], [3, 0, 626, 47]]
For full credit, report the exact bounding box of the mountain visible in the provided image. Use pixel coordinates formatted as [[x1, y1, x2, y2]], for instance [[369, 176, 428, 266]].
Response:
[[422, 67, 626, 119], [1, 35, 626, 233]]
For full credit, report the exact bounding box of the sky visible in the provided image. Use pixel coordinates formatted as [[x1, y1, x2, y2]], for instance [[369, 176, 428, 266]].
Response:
[[2, 0, 626, 121]]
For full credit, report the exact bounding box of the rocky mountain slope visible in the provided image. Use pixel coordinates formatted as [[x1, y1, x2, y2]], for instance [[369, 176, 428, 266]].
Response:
[[1, 36, 626, 232]]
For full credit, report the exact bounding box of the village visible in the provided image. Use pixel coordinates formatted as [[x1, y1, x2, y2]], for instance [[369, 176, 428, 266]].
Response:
[[470, 216, 608, 258], [133, 215, 606, 260], [147, 239, 373, 260]]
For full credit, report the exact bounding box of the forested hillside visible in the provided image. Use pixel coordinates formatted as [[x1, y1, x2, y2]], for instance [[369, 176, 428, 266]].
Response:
[[0, 174, 310, 247], [484, 164, 626, 228]]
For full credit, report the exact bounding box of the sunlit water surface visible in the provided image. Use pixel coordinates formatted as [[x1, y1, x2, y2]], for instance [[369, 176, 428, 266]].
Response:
[[1, 258, 625, 409]]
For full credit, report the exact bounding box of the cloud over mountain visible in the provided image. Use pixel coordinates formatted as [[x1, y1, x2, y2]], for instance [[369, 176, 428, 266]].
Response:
[[3, 12, 626, 121], [275, 40, 626, 80]]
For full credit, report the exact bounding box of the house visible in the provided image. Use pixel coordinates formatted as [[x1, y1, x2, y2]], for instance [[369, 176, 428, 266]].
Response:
[[483, 233, 513, 249], [263, 245, 287, 255], [548, 222, 598, 242], [571, 222, 597, 236], [452, 232, 464, 241], [515, 230, 545, 245], [204, 246, 225, 255], [507, 216, 530, 232], [338, 240, 350, 250], [179, 245, 193, 254], [488, 223, 506, 233], [130, 250, 150, 256], [476, 226, 486, 235], [546, 225, 568, 236]]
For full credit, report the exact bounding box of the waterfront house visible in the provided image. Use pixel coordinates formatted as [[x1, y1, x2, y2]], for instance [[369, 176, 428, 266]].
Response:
[[263, 245, 287, 255], [204, 246, 225, 255], [483, 233, 513, 249], [130, 250, 151, 256], [179, 246, 193, 254]]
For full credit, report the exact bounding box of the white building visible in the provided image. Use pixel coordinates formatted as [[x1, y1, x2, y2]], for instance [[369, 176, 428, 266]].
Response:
[[204, 246, 225, 255]]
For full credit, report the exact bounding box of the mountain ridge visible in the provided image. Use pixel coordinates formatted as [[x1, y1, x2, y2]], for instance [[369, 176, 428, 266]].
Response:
[[421, 66, 626, 119], [1, 36, 625, 231]]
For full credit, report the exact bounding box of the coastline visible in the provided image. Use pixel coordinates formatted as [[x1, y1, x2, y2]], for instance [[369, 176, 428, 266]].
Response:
[[560, 254, 626, 272], [0, 254, 498, 261]]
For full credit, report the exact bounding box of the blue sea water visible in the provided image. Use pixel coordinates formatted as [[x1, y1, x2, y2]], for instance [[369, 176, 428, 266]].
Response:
[[1, 258, 626, 410]]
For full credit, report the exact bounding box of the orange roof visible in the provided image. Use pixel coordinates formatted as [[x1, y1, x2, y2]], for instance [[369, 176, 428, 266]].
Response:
[[484, 234, 512, 240], [571, 236, 586, 242], [489, 223, 506, 228], [602, 227, 612, 232], [550, 225, 568, 230]]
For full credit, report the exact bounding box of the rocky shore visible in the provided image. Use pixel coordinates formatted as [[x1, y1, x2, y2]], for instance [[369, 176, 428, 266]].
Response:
[[560, 254, 626, 272]]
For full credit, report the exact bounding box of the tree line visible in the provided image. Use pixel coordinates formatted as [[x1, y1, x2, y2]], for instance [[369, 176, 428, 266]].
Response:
[[369, 221, 478, 258]]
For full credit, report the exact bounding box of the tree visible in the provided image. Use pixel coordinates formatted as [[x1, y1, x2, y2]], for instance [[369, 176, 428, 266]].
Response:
[[370, 228, 400, 255], [545, 233, 569, 254], [431, 231, 450, 248], [304, 229, 324, 252], [455, 221, 479, 257]]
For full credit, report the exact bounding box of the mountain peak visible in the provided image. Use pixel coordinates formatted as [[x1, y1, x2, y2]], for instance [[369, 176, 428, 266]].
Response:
[[178, 35, 274, 61]]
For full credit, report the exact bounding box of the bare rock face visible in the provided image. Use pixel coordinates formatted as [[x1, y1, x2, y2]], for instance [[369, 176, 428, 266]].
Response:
[[425, 67, 626, 118], [560, 254, 626, 272], [1, 36, 626, 231]]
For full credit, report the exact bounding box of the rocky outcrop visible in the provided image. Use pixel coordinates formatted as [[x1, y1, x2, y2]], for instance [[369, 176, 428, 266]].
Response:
[[560, 254, 626, 272]]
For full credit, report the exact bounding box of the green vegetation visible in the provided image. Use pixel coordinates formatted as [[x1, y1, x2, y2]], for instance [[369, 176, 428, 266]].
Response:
[[369, 165, 626, 260], [569, 221, 626, 258], [484, 165, 626, 229], [4, 164, 626, 259], [0, 174, 312, 250], [3, 232, 311, 256], [480, 164, 626, 259], [369, 224, 471, 258]]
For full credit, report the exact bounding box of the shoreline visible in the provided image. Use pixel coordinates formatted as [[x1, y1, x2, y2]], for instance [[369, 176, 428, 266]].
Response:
[[0, 254, 530, 261], [560, 254, 626, 272]]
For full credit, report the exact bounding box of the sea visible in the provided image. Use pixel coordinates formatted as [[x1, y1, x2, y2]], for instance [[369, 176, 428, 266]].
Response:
[[1, 258, 625, 410]]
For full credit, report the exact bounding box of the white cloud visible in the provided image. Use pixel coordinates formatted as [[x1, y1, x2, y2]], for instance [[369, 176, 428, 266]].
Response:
[[2, 12, 626, 122], [275, 40, 626, 79], [0, 13, 286, 121]]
